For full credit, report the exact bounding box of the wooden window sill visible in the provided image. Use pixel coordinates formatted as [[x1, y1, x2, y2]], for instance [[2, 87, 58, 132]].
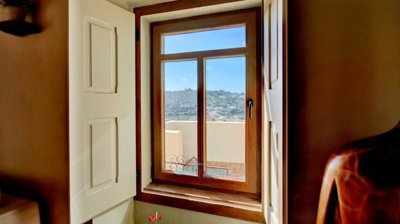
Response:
[[134, 182, 264, 223]]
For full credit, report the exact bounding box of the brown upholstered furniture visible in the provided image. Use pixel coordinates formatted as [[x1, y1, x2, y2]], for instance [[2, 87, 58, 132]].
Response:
[[317, 123, 400, 224], [0, 193, 40, 224]]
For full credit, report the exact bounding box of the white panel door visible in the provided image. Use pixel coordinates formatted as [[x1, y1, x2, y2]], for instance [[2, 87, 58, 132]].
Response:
[[69, 0, 136, 223], [263, 0, 285, 224]]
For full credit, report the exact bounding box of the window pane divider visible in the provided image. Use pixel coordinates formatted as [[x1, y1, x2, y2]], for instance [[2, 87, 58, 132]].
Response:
[[160, 47, 247, 61], [197, 57, 205, 178]]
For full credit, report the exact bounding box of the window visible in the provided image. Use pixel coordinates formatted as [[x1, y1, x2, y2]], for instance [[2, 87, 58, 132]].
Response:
[[151, 9, 261, 194]]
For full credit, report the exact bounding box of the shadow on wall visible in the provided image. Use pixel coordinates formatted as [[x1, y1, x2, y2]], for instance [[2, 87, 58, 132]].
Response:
[[0, 0, 69, 223], [288, 0, 400, 223]]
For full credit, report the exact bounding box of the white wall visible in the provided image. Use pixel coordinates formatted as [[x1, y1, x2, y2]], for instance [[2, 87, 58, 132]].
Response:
[[166, 121, 245, 163], [135, 201, 259, 224], [93, 200, 134, 224], [165, 129, 183, 162], [166, 121, 198, 160], [207, 122, 245, 163]]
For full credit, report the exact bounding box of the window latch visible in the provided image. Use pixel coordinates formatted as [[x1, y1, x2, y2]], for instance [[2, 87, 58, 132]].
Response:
[[248, 99, 254, 119]]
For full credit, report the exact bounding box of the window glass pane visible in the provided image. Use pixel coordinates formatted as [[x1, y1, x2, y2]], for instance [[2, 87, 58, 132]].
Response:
[[163, 26, 246, 54], [205, 56, 246, 182], [163, 60, 198, 176]]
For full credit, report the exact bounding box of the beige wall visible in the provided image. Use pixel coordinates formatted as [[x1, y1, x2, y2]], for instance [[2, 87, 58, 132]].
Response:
[[166, 121, 198, 160], [166, 121, 245, 163], [0, 0, 69, 223], [288, 0, 400, 223]]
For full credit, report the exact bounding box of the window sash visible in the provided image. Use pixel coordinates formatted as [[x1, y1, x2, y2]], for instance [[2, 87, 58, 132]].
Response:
[[151, 9, 261, 194]]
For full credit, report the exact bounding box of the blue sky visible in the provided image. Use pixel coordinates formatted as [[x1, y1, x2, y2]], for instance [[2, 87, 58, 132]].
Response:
[[163, 26, 246, 93], [164, 26, 246, 54]]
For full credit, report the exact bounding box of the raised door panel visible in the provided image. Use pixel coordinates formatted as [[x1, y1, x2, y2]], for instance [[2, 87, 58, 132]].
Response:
[[87, 118, 118, 189], [84, 17, 118, 94]]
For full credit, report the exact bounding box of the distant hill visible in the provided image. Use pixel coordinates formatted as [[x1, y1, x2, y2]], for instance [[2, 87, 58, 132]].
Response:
[[165, 89, 245, 122]]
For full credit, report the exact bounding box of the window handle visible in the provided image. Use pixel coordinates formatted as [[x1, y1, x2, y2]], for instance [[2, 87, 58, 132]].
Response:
[[248, 99, 254, 119]]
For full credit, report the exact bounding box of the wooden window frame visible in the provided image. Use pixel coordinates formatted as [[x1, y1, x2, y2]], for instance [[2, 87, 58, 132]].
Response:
[[151, 9, 261, 194]]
